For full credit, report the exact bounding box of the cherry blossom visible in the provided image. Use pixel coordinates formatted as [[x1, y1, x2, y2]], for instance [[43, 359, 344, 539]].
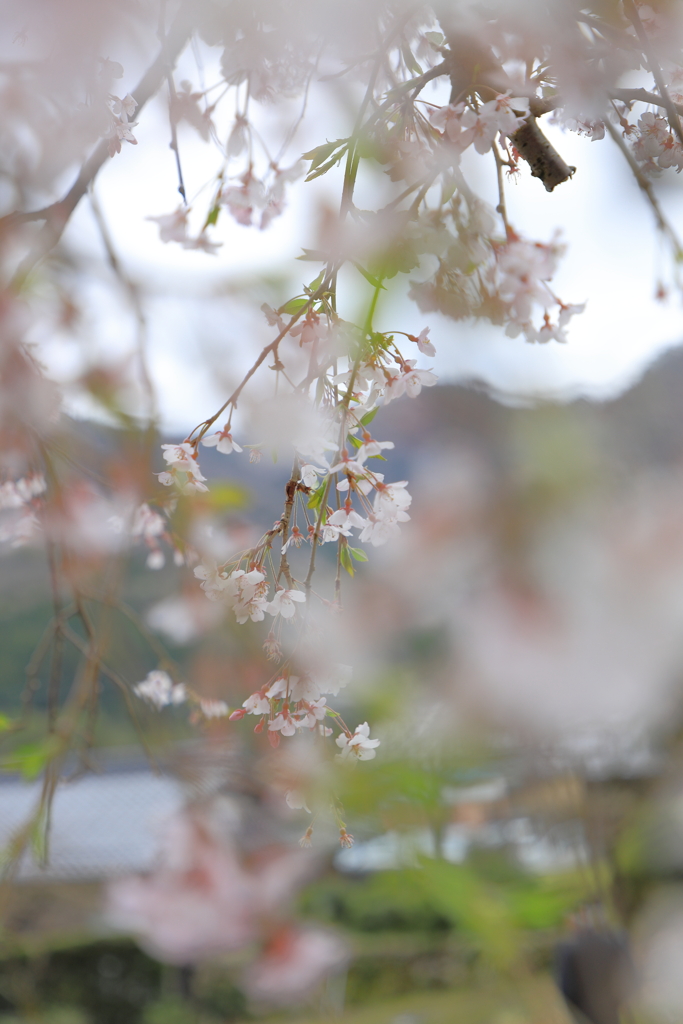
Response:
[[327, 507, 367, 533], [269, 711, 298, 736], [199, 699, 229, 719], [159, 443, 208, 495], [356, 438, 394, 461], [289, 675, 322, 701], [285, 790, 311, 812], [299, 698, 328, 728], [359, 510, 409, 546], [133, 670, 186, 709], [242, 927, 348, 1005], [267, 588, 306, 619], [220, 171, 267, 226], [336, 722, 381, 761], [300, 462, 328, 489], [401, 363, 438, 398], [200, 429, 243, 454], [413, 327, 436, 356], [147, 208, 189, 244], [106, 811, 317, 965], [242, 692, 271, 716], [460, 93, 529, 155], [265, 677, 288, 699]]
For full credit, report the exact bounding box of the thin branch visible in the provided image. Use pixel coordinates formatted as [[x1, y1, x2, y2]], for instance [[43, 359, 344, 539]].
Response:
[[89, 188, 158, 424], [605, 118, 683, 257], [276, 460, 301, 588], [192, 267, 337, 438], [2, 3, 192, 282], [612, 87, 683, 117], [492, 142, 511, 238], [623, 0, 683, 147]]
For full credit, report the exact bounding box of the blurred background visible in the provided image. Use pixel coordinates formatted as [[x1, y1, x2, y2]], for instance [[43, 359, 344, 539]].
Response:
[[5, 1, 683, 1022]]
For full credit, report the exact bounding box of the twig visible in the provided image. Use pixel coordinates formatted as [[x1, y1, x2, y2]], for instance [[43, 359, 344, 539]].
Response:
[[492, 142, 511, 237], [276, 460, 300, 588], [2, 3, 192, 283], [612, 87, 683, 118], [89, 188, 158, 424], [623, 0, 683, 147], [191, 267, 337, 439], [604, 118, 683, 257]]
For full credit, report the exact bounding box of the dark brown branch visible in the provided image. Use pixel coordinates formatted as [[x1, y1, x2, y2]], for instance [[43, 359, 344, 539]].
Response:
[[2, 4, 192, 280], [511, 116, 576, 192]]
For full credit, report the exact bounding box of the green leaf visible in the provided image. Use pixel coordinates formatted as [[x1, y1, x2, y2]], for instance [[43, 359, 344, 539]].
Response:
[[352, 263, 386, 289], [279, 296, 308, 315], [305, 152, 346, 181], [204, 205, 220, 227], [307, 270, 325, 293], [400, 42, 423, 75], [2, 739, 59, 780], [301, 138, 348, 169], [424, 31, 445, 45], [340, 544, 355, 577], [360, 407, 379, 427], [308, 482, 326, 509], [349, 547, 368, 562], [347, 434, 362, 449]]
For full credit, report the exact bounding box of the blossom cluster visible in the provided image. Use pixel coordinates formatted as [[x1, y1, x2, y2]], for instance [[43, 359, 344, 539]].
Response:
[[230, 666, 379, 763], [631, 111, 683, 172], [133, 669, 229, 720]]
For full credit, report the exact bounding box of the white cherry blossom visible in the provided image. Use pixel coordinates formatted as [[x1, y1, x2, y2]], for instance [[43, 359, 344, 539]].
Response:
[[285, 790, 311, 812], [266, 588, 306, 619], [269, 712, 297, 736], [134, 671, 186, 709], [327, 507, 367, 533], [243, 692, 271, 715], [199, 699, 229, 718], [289, 675, 321, 701], [201, 429, 243, 454], [335, 722, 381, 761]]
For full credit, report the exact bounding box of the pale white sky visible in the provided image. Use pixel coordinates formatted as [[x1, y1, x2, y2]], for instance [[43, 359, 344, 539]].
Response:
[[45, 52, 683, 433]]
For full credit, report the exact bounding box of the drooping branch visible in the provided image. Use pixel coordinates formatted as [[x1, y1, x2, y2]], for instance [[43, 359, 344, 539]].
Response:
[[1, 3, 192, 281]]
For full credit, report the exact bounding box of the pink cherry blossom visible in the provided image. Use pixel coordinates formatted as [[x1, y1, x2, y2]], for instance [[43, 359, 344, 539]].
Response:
[[243, 926, 348, 1005]]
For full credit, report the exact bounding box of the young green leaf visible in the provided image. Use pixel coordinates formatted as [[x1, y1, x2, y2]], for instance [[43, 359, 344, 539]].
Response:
[[360, 407, 379, 427], [340, 544, 355, 577], [352, 263, 386, 289], [301, 138, 348, 169], [305, 150, 347, 181], [308, 482, 326, 509], [279, 296, 309, 315], [349, 547, 369, 562], [307, 270, 325, 293]]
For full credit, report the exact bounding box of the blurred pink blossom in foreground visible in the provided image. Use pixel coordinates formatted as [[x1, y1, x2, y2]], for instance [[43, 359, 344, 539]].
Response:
[[106, 809, 348, 1002]]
